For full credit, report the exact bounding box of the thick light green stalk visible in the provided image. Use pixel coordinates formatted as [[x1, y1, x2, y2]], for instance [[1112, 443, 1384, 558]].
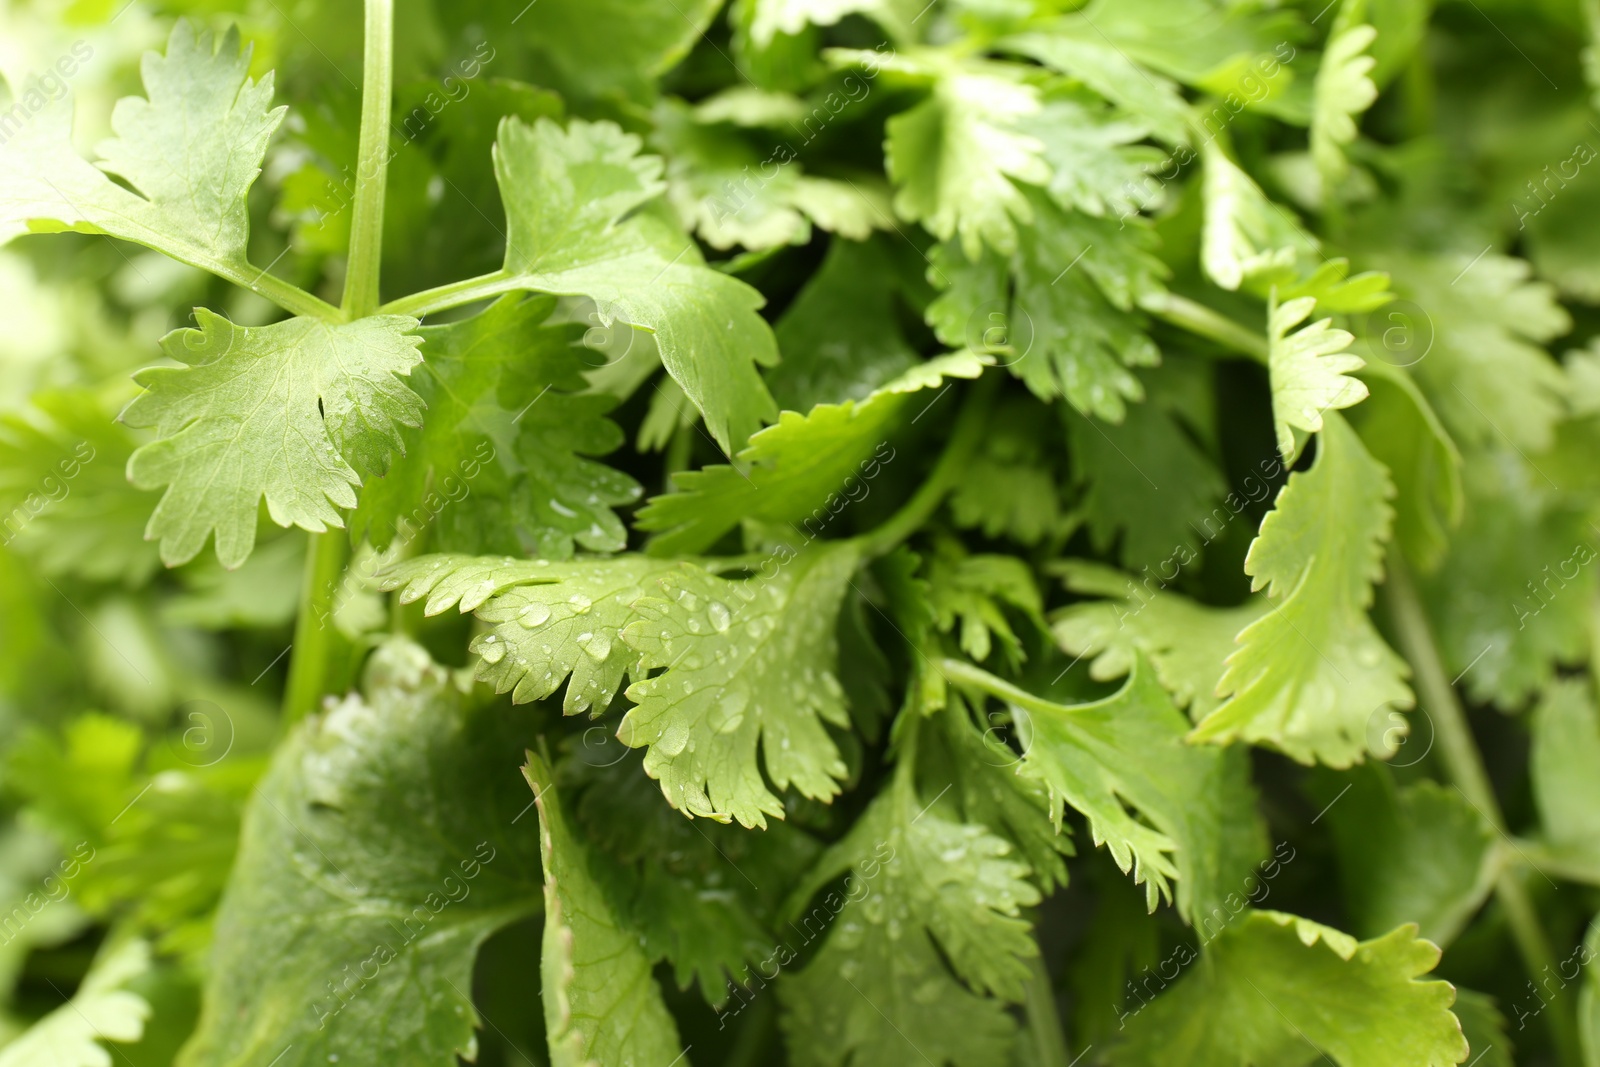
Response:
[[283, 529, 350, 721], [341, 0, 396, 319], [1139, 291, 1269, 364], [1385, 555, 1582, 1067], [284, 0, 393, 720]]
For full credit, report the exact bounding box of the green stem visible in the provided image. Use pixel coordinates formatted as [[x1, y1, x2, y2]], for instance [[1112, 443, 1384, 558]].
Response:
[[935, 657, 1080, 720], [341, 0, 396, 319], [378, 269, 518, 318], [1139, 291, 1268, 364], [1385, 554, 1582, 1067], [216, 260, 339, 321], [851, 373, 998, 560], [283, 531, 350, 722], [1024, 955, 1072, 1067]]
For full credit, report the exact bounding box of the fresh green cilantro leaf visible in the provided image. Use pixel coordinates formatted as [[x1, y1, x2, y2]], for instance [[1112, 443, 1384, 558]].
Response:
[[1311, 21, 1379, 184], [559, 748, 822, 1003], [1348, 363, 1464, 573], [745, 0, 921, 47], [1194, 413, 1414, 767], [1384, 250, 1569, 453], [180, 640, 544, 1067], [1312, 765, 1497, 946], [352, 296, 640, 560], [1046, 0, 1305, 98], [1202, 141, 1321, 291], [122, 310, 423, 569], [1003, 31, 1192, 147], [618, 543, 862, 827], [0, 936, 151, 1067], [922, 696, 1075, 893], [1417, 452, 1597, 710], [928, 191, 1166, 421], [1267, 293, 1369, 463], [779, 767, 1038, 1066], [1111, 911, 1470, 1067], [948, 394, 1068, 545], [1276, 257, 1397, 313], [885, 60, 1051, 259], [653, 99, 881, 250], [1050, 561, 1269, 724], [492, 117, 779, 452], [1531, 680, 1600, 876], [1021, 95, 1168, 219], [0, 22, 283, 283], [1002, 658, 1266, 918], [636, 353, 987, 556], [513, 0, 721, 101], [383, 553, 675, 714], [161, 532, 305, 630], [0, 390, 160, 583], [524, 754, 685, 1067], [923, 539, 1045, 667], [1065, 364, 1230, 569], [764, 237, 921, 414]]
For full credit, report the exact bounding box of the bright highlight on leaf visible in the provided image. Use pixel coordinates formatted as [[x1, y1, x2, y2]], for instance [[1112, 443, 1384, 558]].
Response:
[[1267, 292, 1369, 462]]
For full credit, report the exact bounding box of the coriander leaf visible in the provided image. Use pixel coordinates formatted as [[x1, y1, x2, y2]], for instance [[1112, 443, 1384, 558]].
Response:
[[1050, 561, 1269, 724], [512, 0, 720, 101], [0, 22, 282, 280], [179, 640, 544, 1067], [1417, 453, 1597, 710], [351, 296, 640, 560], [746, 0, 921, 46], [924, 540, 1045, 667], [1268, 293, 1369, 463], [1021, 94, 1168, 219], [0, 936, 151, 1067], [1311, 22, 1379, 184], [1003, 31, 1192, 147], [1531, 680, 1600, 876], [1348, 363, 1463, 573], [493, 117, 779, 452], [1001, 658, 1265, 918], [928, 191, 1166, 421], [779, 769, 1037, 1066], [619, 543, 862, 827], [654, 99, 880, 250], [948, 394, 1068, 545], [923, 696, 1075, 893], [1202, 141, 1321, 291], [1065, 364, 1229, 569], [523, 754, 685, 1067], [1045, 0, 1306, 98], [885, 62, 1051, 259], [1008, 191, 1165, 419], [635, 352, 986, 556], [1194, 413, 1414, 767], [1383, 250, 1569, 453], [1111, 911, 1470, 1067], [0, 390, 160, 584], [1312, 765, 1497, 946], [122, 310, 424, 569], [764, 237, 921, 414], [559, 748, 822, 1003], [382, 553, 677, 715]]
